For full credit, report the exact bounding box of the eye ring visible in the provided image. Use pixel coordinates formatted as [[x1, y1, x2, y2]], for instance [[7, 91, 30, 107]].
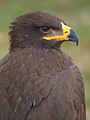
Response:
[[40, 26, 50, 33]]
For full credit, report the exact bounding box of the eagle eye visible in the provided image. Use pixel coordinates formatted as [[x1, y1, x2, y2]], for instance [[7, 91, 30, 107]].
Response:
[[40, 26, 50, 33]]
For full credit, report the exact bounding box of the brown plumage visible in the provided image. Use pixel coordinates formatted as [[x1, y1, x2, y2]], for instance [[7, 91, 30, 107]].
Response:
[[0, 12, 86, 120]]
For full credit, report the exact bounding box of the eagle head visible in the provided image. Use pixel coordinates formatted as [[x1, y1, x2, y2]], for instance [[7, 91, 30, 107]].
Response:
[[9, 12, 78, 51]]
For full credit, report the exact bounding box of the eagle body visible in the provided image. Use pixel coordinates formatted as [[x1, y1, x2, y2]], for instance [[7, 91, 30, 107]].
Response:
[[0, 12, 86, 120]]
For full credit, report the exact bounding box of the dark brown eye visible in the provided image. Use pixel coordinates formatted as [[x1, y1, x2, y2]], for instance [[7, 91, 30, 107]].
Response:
[[40, 26, 50, 33]]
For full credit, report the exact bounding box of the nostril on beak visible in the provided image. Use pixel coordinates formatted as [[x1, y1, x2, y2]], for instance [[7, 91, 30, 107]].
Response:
[[65, 31, 68, 33]]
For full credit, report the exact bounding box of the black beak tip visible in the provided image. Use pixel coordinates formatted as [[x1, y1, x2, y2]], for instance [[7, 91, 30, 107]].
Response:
[[68, 29, 79, 46], [76, 39, 79, 46]]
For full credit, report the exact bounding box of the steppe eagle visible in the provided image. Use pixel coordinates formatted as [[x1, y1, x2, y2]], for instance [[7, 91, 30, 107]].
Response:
[[0, 12, 86, 120]]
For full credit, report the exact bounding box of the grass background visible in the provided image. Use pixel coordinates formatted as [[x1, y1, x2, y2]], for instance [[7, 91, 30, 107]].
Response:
[[0, 0, 90, 119]]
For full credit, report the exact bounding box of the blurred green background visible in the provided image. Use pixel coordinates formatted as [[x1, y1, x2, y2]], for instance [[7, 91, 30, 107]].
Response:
[[0, 0, 90, 119]]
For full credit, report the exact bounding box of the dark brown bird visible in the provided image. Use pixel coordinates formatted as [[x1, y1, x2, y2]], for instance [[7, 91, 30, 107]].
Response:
[[0, 12, 86, 120]]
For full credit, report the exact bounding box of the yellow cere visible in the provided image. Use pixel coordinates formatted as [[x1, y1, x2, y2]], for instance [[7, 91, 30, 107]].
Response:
[[43, 22, 71, 41], [61, 22, 71, 37]]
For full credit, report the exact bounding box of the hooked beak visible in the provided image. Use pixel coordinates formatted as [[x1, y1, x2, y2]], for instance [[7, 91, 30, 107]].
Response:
[[43, 22, 79, 45], [67, 29, 79, 45]]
